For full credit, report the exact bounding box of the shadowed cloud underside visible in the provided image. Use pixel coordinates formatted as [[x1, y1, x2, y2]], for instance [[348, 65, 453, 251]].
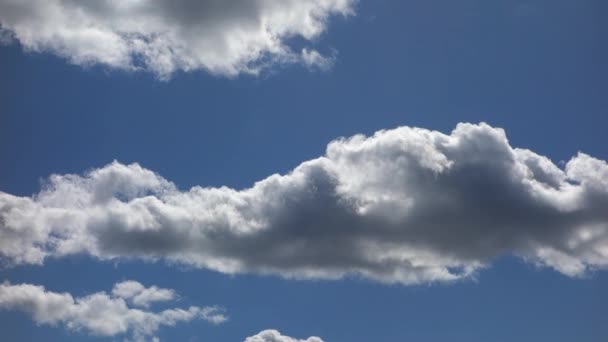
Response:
[[1, 123, 607, 284]]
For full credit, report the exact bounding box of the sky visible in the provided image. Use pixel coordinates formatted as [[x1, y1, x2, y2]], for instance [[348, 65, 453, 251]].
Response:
[[0, 0, 607, 341]]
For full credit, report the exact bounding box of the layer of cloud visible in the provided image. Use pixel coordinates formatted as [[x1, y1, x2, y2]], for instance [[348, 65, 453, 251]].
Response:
[[0, 0, 354, 78], [0, 280, 226, 342], [245, 329, 324, 342], [1, 123, 608, 284]]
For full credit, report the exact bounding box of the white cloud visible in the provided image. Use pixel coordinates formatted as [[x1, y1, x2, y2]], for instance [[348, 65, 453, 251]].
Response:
[[245, 329, 324, 342], [0, 280, 226, 342], [112, 280, 175, 308], [0, 0, 354, 79], [1, 123, 608, 284], [301, 48, 335, 71]]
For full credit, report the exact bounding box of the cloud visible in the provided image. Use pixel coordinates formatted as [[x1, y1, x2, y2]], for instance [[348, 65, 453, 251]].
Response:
[[0, 0, 354, 78], [245, 329, 324, 342], [0, 280, 226, 342], [112, 280, 175, 308], [1, 123, 608, 284]]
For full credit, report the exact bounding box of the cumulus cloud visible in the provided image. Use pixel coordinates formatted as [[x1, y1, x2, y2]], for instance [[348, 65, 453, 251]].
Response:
[[245, 329, 324, 342], [0, 0, 354, 78], [1, 123, 608, 284], [0, 280, 226, 342]]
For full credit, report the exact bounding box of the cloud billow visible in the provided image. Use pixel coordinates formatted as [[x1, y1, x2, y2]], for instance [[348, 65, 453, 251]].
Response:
[[0, 0, 354, 78], [1, 123, 607, 284]]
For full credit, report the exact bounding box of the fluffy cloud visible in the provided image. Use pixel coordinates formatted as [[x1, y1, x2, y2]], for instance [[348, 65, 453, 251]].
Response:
[[245, 329, 324, 342], [112, 280, 176, 308], [1, 123, 608, 284], [0, 280, 226, 342], [0, 0, 354, 78]]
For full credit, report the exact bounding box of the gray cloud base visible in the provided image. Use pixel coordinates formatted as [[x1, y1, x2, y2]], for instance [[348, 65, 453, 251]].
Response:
[[0, 0, 353, 78], [0, 280, 226, 342], [1, 123, 608, 284]]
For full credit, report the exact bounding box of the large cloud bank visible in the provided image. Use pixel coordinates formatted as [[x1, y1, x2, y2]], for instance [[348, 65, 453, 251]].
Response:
[[1, 123, 608, 284], [0, 0, 354, 78], [0, 280, 226, 342]]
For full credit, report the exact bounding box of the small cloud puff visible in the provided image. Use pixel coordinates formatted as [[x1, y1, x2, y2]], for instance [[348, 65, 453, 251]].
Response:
[[245, 329, 324, 342], [112, 280, 176, 308]]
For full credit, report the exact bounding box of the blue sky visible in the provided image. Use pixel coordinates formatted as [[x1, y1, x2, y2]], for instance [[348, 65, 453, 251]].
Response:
[[1, 1, 607, 341]]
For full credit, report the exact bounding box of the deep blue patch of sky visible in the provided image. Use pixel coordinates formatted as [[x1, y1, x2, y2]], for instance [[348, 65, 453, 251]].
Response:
[[1, 0, 606, 341]]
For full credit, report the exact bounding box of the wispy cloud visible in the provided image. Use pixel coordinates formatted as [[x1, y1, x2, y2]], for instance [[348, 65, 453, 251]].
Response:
[[0, 280, 226, 342]]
